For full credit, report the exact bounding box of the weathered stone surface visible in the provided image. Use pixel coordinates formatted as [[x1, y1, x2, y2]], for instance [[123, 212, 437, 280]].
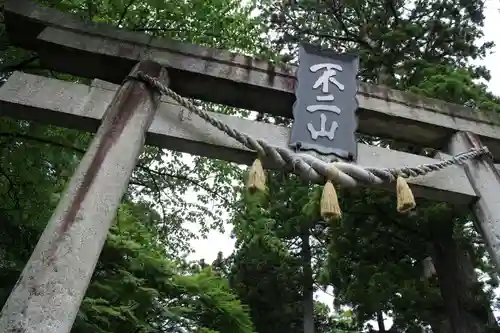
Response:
[[0, 71, 478, 205], [5, 0, 500, 160], [0, 62, 168, 333], [447, 132, 500, 274]]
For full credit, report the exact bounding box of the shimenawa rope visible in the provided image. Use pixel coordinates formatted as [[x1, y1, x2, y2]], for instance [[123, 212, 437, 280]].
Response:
[[135, 71, 489, 217]]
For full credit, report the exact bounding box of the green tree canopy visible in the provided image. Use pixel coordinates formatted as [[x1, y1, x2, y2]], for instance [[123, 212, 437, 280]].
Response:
[[227, 0, 500, 332], [0, 0, 269, 331]]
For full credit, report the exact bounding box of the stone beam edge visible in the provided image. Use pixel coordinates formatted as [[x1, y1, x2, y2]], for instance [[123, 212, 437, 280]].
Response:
[[0, 71, 477, 205]]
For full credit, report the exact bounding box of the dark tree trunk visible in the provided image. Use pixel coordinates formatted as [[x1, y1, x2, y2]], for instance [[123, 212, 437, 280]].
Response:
[[301, 231, 315, 333], [431, 222, 497, 333], [376, 311, 386, 332]]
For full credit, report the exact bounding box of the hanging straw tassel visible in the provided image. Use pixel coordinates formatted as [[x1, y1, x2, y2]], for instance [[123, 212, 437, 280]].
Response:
[[321, 180, 341, 220], [396, 176, 416, 213], [246, 158, 266, 193]]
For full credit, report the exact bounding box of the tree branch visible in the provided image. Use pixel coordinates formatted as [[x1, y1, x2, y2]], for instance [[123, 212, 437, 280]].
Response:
[[0, 132, 235, 211], [0, 132, 86, 154], [314, 282, 334, 297], [385, 0, 400, 27], [282, 9, 368, 49], [131, 165, 169, 226], [117, 0, 136, 27], [131, 26, 227, 41], [140, 166, 234, 209], [85, 0, 95, 20]]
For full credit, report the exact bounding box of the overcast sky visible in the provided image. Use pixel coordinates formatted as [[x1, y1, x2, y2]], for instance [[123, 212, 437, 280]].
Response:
[[185, 0, 500, 325]]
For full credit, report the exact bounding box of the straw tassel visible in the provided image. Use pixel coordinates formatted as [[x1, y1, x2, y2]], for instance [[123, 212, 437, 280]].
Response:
[[396, 176, 416, 213], [321, 180, 341, 220], [246, 158, 266, 193]]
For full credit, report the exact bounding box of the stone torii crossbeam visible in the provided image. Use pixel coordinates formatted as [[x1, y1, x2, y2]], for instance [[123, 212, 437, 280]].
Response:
[[1, 1, 500, 333]]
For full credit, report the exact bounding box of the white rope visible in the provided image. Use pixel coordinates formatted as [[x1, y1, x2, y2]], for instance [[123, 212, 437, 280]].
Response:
[[136, 72, 490, 187]]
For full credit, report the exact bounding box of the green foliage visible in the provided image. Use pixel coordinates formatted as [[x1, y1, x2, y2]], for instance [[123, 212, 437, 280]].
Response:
[[323, 189, 447, 330], [2, 0, 500, 332], [22, 0, 269, 256], [0, 119, 88, 304], [408, 65, 500, 111], [229, 174, 306, 333], [225, 0, 500, 332], [229, 172, 359, 333], [0, 118, 255, 333], [0, 0, 267, 331], [40, 0, 266, 52], [75, 202, 254, 333]]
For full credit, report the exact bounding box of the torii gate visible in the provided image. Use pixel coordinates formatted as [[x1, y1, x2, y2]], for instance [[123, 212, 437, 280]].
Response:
[[1, 1, 500, 332]]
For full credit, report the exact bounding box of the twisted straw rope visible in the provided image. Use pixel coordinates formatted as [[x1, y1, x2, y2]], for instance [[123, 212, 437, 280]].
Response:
[[137, 72, 489, 187]]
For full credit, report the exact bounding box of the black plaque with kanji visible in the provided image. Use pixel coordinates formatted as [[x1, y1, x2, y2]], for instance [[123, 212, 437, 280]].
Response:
[[290, 44, 359, 161]]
